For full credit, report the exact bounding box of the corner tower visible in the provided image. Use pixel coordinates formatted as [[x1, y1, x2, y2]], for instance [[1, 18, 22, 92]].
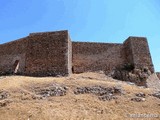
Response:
[[123, 37, 154, 73], [25, 30, 72, 76]]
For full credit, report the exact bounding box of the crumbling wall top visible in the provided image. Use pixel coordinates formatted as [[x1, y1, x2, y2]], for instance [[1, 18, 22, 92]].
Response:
[[29, 30, 68, 36]]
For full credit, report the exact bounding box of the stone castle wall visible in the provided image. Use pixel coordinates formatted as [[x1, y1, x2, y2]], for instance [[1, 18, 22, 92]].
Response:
[[0, 37, 28, 75], [0, 30, 71, 76], [0, 30, 155, 77], [72, 42, 125, 73], [73, 37, 154, 74]]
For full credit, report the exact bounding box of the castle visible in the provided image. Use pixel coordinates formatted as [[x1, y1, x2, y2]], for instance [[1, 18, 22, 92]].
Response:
[[0, 30, 155, 77]]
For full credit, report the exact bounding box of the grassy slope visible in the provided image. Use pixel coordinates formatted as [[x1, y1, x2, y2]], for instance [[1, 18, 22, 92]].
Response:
[[0, 72, 160, 120]]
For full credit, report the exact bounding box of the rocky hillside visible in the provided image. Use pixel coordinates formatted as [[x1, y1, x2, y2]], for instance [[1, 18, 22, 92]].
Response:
[[0, 72, 160, 120]]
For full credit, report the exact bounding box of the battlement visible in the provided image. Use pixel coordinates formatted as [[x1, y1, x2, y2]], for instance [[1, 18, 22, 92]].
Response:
[[0, 30, 155, 77]]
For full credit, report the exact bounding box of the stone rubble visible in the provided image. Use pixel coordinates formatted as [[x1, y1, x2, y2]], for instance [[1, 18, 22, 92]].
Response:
[[131, 92, 146, 102], [0, 90, 9, 100], [126, 82, 135, 86], [0, 90, 10, 107], [131, 97, 146, 102], [152, 91, 160, 99], [34, 85, 68, 98], [0, 100, 11, 107], [74, 86, 124, 101], [0, 101, 7, 107], [135, 92, 146, 98]]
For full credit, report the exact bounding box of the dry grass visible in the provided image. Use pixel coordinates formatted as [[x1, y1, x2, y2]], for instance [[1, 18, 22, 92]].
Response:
[[0, 72, 160, 120]]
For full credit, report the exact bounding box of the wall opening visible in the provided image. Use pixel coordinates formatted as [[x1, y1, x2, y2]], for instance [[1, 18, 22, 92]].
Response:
[[13, 60, 20, 74]]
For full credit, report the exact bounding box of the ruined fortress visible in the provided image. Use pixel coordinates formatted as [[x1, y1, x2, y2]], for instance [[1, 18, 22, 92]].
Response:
[[0, 30, 155, 77]]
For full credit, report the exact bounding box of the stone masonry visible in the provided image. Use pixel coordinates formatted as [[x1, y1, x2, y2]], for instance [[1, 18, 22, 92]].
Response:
[[0, 30, 71, 76], [0, 30, 155, 77], [72, 42, 124, 73]]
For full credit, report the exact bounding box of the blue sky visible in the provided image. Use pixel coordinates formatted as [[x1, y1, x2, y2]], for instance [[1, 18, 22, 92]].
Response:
[[0, 0, 159, 71]]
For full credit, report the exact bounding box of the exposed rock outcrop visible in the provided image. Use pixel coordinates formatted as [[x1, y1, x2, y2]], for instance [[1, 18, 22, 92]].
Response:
[[156, 72, 160, 80], [146, 73, 160, 91], [111, 64, 151, 86]]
